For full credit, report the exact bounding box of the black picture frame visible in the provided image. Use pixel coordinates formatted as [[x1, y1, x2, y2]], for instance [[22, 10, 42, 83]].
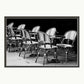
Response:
[[4, 16, 79, 68]]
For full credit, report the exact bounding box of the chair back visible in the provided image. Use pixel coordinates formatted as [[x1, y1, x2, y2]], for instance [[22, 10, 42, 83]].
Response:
[[45, 33, 51, 43], [38, 31, 52, 48], [46, 28, 56, 37], [19, 29, 30, 39], [17, 24, 26, 30], [63, 30, 77, 45], [32, 26, 40, 32], [24, 30, 31, 39], [7, 22, 14, 28], [17, 24, 26, 38], [64, 30, 77, 40], [46, 29, 51, 35], [38, 31, 45, 42], [21, 29, 26, 38], [7, 22, 15, 37]]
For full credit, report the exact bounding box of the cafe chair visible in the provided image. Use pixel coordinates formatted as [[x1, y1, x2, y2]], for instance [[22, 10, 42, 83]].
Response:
[[56, 30, 77, 62], [19, 29, 31, 57], [35, 31, 58, 65], [7, 23, 17, 52], [6, 22, 14, 45], [17, 24, 29, 56], [7, 22, 15, 37], [19, 28, 39, 59], [11, 24, 26, 50]]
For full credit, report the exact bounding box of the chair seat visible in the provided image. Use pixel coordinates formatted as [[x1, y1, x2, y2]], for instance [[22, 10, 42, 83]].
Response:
[[16, 37, 22, 40], [57, 44, 72, 48], [32, 41, 38, 44], [9, 37, 22, 40], [9, 37, 16, 40], [15, 34, 21, 37], [29, 32, 37, 34], [31, 37, 35, 39], [40, 45, 57, 49], [23, 41, 31, 44], [23, 41, 38, 45], [50, 35, 55, 38]]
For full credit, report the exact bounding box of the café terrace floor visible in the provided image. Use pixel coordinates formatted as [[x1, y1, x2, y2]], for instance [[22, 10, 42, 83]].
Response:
[[6, 49, 78, 67]]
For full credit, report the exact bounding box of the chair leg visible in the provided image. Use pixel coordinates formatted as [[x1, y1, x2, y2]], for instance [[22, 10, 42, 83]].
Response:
[[24, 51, 26, 59], [8, 47, 10, 52], [8, 44, 11, 52], [65, 47, 69, 62], [23, 47, 26, 59], [35, 52, 39, 63], [19, 47, 22, 57], [43, 53, 47, 65], [54, 48, 57, 61], [19, 51, 22, 57], [65, 51, 68, 62], [54, 51, 57, 59]]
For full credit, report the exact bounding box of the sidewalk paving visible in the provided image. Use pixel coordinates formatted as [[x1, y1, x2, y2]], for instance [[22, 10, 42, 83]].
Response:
[[6, 51, 78, 67]]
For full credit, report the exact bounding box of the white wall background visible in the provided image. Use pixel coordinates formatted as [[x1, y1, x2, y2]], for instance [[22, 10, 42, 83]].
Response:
[[0, 0, 84, 84]]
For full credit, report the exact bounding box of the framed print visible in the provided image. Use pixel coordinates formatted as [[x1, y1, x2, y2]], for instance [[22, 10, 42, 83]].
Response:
[[4, 16, 79, 67]]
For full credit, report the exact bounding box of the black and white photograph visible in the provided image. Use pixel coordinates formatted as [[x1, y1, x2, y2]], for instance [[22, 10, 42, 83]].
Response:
[[1, 0, 84, 84], [5, 16, 79, 67]]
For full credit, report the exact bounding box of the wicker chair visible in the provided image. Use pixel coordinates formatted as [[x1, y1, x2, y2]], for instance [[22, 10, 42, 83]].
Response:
[[35, 31, 58, 65], [18, 28, 39, 59], [7, 22, 17, 52], [56, 30, 77, 62]]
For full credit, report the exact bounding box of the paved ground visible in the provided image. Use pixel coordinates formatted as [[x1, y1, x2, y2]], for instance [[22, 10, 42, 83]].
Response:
[[6, 50, 78, 67]]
